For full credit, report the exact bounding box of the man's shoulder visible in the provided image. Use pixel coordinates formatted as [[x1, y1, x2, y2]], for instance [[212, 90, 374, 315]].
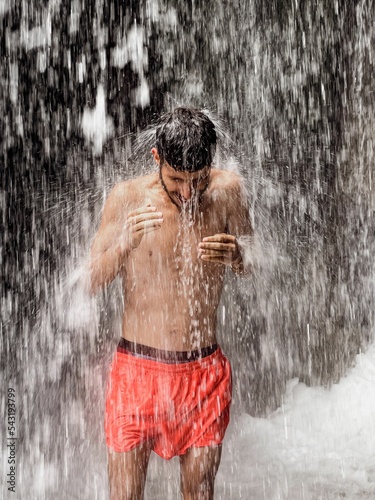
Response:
[[109, 172, 158, 200], [209, 168, 248, 213], [102, 173, 158, 222], [211, 168, 243, 190]]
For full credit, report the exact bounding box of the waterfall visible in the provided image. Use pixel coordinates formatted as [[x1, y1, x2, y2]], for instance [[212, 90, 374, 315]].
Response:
[[1, 1, 374, 498]]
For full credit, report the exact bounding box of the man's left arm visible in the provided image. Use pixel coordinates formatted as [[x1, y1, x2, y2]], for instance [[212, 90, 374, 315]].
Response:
[[198, 173, 254, 276]]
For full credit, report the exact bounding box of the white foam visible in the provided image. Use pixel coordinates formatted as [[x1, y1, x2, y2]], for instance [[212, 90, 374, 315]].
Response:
[[217, 343, 375, 498]]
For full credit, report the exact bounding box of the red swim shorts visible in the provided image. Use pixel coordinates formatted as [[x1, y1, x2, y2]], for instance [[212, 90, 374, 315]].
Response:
[[105, 344, 232, 460]]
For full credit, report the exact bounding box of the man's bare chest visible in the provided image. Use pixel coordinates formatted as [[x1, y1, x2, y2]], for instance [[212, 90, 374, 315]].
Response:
[[146, 211, 222, 257], [128, 197, 227, 273]]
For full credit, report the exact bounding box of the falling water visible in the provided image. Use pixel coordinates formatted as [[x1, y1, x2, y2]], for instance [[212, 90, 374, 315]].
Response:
[[2, 0, 375, 498]]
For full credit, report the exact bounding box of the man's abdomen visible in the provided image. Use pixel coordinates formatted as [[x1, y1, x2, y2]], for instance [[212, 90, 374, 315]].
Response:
[[121, 283, 223, 351], [122, 247, 225, 351]]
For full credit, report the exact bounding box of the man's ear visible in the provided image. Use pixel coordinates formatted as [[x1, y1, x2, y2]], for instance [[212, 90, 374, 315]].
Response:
[[151, 147, 160, 165]]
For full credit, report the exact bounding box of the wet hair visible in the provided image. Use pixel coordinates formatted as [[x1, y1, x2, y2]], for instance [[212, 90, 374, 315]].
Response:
[[155, 108, 217, 172]]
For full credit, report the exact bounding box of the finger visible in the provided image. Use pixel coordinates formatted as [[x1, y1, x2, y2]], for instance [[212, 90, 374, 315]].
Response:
[[140, 225, 162, 236], [201, 234, 236, 244], [200, 254, 229, 264], [199, 242, 236, 251], [127, 205, 158, 218], [119, 224, 161, 250], [199, 248, 232, 257], [127, 212, 163, 226], [132, 219, 163, 232]]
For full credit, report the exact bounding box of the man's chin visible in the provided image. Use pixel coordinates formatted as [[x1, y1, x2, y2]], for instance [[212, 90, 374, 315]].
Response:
[[175, 195, 197, 209], [176, 195, 188, 206]]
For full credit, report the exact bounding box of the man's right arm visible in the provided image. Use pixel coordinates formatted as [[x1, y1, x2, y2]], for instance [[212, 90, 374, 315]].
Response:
[[89, 182, 164, 295], [89, 183, 130, 295]]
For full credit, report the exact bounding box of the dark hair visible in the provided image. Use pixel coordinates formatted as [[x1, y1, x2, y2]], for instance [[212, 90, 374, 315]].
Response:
[[155, 108, 217, 172]]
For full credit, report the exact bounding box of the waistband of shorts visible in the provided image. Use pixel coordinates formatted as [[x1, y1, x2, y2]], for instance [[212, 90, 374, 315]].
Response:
[[114, 345, 225, 373], [117, 338, 219, 364]]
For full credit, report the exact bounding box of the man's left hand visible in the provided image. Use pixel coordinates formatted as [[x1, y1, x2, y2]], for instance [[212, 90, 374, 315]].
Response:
[[198, 234, 241, 266]]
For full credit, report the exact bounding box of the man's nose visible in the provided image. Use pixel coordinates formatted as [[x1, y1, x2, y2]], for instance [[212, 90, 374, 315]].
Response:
[[179, 182, 192, 200]]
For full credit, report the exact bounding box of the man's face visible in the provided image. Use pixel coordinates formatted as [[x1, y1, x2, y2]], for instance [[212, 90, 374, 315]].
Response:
[[160, 163, 211, 208]]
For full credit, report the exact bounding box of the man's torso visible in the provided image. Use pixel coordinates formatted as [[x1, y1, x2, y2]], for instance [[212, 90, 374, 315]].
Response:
[[118, 169, 234, 351]]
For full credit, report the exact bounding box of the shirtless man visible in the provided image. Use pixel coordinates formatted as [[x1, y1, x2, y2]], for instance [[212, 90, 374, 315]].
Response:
[[90, 108, 253, 500]]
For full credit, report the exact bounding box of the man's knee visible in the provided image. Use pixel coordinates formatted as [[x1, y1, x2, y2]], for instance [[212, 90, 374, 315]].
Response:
[[180, 446, 222, 500], [108, 446, 151, 500], [109, 479, 142, 500], [181, 474, 215, 500]]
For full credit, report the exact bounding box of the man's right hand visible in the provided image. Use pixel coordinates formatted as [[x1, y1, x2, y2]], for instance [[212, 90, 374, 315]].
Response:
[[120, 205, 164, 253]]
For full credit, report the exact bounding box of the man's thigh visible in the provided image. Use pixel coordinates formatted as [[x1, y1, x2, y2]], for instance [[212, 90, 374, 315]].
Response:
[[179, 445, 222, 500], [108, 442, 153, 500]]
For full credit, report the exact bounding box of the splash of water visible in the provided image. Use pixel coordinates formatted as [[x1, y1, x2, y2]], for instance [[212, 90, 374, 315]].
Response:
[[2, 0, 375, 498]]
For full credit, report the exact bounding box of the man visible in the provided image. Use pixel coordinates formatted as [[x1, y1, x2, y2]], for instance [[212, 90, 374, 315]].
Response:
[[90, 108, 253, 499]]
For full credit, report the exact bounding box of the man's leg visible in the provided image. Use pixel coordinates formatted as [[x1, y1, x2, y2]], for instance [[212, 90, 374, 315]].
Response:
[[108, 442, 153, 500], [179, 446, 222, 500]]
